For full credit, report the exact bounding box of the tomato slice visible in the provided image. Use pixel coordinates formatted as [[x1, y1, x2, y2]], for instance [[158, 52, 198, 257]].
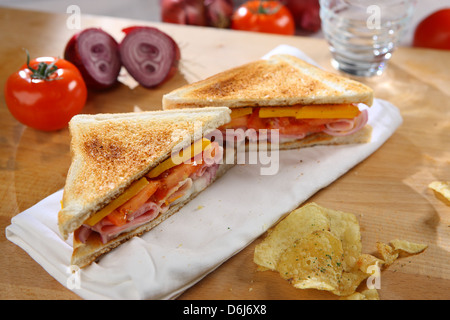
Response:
[[220, 115, 250, 130], [106, 209, 128, 226], [247, 108, 266, 129], [243, 108, 349, 136], [276, 118, 329, 136], [107, 180, 160, 226], [151, 161, 202, 202]]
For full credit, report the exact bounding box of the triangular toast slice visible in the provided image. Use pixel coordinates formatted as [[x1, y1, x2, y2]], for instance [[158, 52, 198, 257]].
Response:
[[162, 55, 373, 151], [58, 107, 231, 267]]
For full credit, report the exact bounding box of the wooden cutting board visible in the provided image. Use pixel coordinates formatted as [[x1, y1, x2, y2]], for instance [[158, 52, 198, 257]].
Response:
[[0, 7, 448, 300]]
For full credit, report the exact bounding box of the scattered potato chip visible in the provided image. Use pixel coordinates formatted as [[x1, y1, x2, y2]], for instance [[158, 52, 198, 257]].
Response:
[[376, 240, 428, 267], [340, 289, 380, 300], [376, 242, 399, 266], [325, 208, 362, 271], [390, 239, 428, 255], [360, 288, 380, 300], [334, 269, 371, 296], [276, 230, 344, 292], [356, 253, 385, 273], [253, 203, 362, 271], [428, 181, 450, 201], [254, 203, 368, 296], [254, 203, 331, 271], [254, 202, 427, 299], [340, 292, 366, 300]]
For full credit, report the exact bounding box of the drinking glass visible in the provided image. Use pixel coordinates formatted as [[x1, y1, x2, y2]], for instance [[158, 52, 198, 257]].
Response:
[[320, 0, 416, 77]]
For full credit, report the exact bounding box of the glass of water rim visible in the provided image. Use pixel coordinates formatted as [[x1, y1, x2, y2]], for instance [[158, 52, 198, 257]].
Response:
[[320, 0, 416, 77]]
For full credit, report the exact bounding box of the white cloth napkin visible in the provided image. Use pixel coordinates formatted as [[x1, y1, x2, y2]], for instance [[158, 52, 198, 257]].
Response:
[[6, 46, 403, 300]]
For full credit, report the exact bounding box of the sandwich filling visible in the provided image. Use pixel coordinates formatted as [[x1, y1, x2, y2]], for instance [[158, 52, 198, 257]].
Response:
[[219, 104, 368, 143], [75, 139, 223, 244]]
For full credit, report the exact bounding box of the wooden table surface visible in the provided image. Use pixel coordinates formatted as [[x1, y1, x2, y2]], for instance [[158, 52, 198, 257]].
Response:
[[0, 7, 449, 300]]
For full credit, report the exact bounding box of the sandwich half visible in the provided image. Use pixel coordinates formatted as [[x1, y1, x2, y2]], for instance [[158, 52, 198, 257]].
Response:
[[58, 107, 232, 268], [162, 54, 373, 149]]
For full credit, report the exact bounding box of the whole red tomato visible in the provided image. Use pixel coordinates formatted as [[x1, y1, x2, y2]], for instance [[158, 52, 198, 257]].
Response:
[[4, 53, 87, 131], [413, 9, 450, 50], [231, 0, 295, 35]]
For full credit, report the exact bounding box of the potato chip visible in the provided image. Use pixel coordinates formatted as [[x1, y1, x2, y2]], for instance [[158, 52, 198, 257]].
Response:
[[253, 202, 362, 271], [276, 230, 344, 291], [340, 289, 380, 300], [361, 288, 380, 300], [324, 207, 361, 271], [339, 292, 366, 300], [253, 202, 426, 299], [254, 203, 367, 296], [333, 269, 370, 296], [428, 181, 450, 201], [376, 242, 399, 266], [254, 203, 330, 271], [390, 239, 428, 255], [356, 253, 385, 273], [375, 240, 427, 267]]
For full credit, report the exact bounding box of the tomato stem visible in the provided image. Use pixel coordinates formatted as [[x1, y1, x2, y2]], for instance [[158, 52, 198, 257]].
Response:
[[25, 49, 60, 81], [256, 0, 281, 15], [257, 0, 265, 14]]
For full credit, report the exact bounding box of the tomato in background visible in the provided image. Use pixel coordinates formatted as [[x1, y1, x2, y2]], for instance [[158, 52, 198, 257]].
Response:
[[4, 54, 87, 131], [231, 0, 295, 35], [413, 9, 450, 50]]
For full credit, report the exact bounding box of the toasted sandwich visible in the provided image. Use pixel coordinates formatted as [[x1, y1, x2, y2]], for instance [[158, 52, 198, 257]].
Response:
[[58, 107, 232, 268], [162, 54, 373, 149]]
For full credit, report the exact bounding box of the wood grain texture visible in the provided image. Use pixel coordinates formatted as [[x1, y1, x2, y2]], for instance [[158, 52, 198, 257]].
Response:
[[0, 7, 448, 300]]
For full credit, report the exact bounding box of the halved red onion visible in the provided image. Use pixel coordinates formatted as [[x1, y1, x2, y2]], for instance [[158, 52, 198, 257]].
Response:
[[119, 26, 181, 88], [64, 28, 121, 90], [323, 109, 369, 136]]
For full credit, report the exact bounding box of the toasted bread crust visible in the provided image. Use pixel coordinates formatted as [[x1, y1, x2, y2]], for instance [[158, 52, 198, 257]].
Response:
[[163, 54, 373, 110], [58, 108, 231, 240]]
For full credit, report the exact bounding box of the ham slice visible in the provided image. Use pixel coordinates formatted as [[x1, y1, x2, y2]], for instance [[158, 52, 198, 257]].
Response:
[[323, 109, 368, 136], [94, 202, 161, 243]]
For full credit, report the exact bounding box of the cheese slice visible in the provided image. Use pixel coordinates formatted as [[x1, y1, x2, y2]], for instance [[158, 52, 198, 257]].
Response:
[[230, 107, 253, 119], [259, 107, 298, 118], [84, 177, 149, 227], [258, 104, 360, 119], [295, 104, 360, 119], [146, 138, 211, 178]]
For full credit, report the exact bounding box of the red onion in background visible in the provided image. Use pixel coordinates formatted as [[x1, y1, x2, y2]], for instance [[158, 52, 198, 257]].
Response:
[[281, 0, 321, 32], [119, 26, 181, 88], [64, 28, 121, 90], [204, 0, 234, 28], [161, 0, 207, 26]]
